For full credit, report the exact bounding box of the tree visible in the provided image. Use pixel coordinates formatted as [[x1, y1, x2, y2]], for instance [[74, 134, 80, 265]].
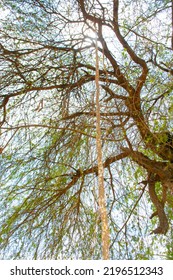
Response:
[[0, 0, 173, 259]]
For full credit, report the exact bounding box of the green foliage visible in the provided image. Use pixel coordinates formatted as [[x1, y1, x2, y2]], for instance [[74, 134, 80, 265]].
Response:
[[0, 0, 173, 259]]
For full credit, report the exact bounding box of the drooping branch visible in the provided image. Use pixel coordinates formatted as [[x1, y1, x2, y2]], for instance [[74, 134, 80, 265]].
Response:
[[151, 50, 173, 75]]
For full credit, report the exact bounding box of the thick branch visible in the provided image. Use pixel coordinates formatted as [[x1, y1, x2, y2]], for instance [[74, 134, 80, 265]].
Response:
[[113, 0, 148, 93], [122, 148, 172, 180], [148, 175, 169, 234]]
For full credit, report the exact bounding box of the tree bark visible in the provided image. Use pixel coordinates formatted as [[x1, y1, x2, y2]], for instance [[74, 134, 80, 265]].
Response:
[[95, 30, 110, 260]]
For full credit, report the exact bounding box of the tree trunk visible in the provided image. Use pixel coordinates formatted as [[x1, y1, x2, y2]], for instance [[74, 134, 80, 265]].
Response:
[[95, 32, 110, 260]]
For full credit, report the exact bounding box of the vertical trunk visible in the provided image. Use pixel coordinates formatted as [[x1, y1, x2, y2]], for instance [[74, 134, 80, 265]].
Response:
[[95, 35, 110, 260]]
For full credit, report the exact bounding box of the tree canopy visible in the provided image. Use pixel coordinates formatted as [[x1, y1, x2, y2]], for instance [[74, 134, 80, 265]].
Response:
[[0, 0, 173, 259]]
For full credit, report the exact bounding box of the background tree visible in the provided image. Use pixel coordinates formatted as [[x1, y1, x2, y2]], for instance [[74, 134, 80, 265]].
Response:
[[0, 0, 173, 259]]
